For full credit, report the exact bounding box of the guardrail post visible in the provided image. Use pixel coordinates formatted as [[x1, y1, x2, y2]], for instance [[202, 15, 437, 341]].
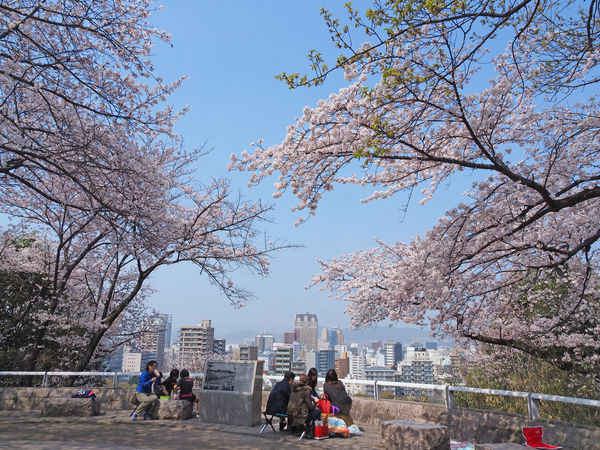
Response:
[[373, 380, 379, 400], [113, 372, 118, 389], [43, 371, 48, 388], [527, 393, 540, 420], [444, 385, 455, 409]]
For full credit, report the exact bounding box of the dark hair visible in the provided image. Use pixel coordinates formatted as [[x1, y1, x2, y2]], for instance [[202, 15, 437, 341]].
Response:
[[180, 368, 189, 378], [283, 371, 295, 381], [307, 367, 318, 389], [169, 369, 180, 379], [325, 369, 338, 383], [145, 360, 157, 372]]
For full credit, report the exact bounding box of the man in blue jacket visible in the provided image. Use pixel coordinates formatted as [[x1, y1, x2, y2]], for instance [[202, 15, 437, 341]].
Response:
[[265, 371, 295, 430], [132, 360, 161, 420]]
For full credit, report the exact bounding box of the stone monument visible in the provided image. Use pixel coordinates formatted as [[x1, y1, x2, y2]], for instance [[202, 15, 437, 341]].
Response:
[[198, 359, 263, 426]]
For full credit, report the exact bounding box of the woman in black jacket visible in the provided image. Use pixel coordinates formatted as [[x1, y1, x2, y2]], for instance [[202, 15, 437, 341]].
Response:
[[323, 369, 353, 425]]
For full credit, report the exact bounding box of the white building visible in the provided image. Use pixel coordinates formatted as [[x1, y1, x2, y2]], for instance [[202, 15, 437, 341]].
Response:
[[349, 353, 367, 379], [294, 313, 318, 351], [122, 350, 142, 373]]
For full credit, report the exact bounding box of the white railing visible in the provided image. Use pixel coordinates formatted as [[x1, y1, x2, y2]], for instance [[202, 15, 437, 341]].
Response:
[[0, 370, 204, 392], [2, 371, 598, 421], [262, 374, 600, 420]]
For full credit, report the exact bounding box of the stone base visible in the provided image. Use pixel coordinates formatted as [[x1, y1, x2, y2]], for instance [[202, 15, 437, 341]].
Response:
[[379, 419, 450, 450], [40, 398, 101, 417], [157, 399, 192, 420]]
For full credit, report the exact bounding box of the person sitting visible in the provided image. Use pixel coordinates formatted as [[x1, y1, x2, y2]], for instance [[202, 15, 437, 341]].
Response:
[[287, 374, 322, 434], [175, 369, 200, 416], [323, 368, 353, 425], [132, 359, 161, 420], [162, 369, 179, 397], [265, 370, 295, 430], [307, 367, 319, 399]]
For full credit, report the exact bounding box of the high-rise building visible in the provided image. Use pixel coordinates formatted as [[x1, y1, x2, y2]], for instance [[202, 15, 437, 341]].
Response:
[[321, 327, 328, 342], [398, 357, 435, 395], [139, 316, 168, 368], [350, 353, 367, 379], [371, 340, 383, 352], [240, 345, 258, 360], [291, 360, 306, 375], [177, 320, 214, 358], [255, 333, 274, 352], [160, 314, 173, 348], [283, 331, 298, 345], [384, 341, 403, 368], [213, 338, 226, 355], [317, 349, 335, 377], [275, 347, 292, 376], [364, 366, 398, 396], [294, 313, 318, 351], [335, 352, 350, 379]]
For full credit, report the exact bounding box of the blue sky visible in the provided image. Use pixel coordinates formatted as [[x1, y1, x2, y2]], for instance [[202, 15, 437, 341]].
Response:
[[147, 1, 475, 340]]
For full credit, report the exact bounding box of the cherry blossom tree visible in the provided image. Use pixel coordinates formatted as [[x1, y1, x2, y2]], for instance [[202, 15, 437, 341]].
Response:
[[0, 0, 182, 219], [230, 0, 600, 374], [0, 1, 280, 374], [0, 168, 275, 372]]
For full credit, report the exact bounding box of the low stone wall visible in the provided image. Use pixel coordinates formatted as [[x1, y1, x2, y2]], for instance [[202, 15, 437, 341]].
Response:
[[261, 392, 600, 450], [2, 387, 598, 448], [0, 387, 136, 412]]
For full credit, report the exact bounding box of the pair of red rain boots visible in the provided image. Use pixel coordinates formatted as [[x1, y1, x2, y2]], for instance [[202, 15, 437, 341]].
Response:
[[522, 426, 562, 449]]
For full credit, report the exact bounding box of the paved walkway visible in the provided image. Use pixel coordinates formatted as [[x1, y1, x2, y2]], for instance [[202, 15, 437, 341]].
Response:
[[0, 410, 380, 449]]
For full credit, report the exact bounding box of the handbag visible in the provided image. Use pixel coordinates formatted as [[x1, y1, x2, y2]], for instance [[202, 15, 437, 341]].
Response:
[[130, 391, 140, 406], [317, 393, 331, 414], [314, 419, 329, 440]]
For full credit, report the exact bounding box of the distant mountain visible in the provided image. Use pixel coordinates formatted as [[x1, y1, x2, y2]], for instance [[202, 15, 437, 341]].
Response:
[[218, 329, 257, 345], [218, 324, 439, 346], [340, 325, 434, 345]]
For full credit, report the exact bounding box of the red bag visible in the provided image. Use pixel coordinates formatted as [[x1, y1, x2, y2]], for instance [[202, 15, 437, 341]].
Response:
[[314, 419, 329, 440], [317, 394, 331, 414]]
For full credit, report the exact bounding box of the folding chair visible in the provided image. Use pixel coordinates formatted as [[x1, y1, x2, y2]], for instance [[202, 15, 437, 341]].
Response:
[[259, 411, 288, 434], [522, 426, 562, 449]]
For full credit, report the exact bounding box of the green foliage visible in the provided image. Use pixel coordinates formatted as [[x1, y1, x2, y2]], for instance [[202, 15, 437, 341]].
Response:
[[455, 349, 600, 426], [0, 270, 52, 371]]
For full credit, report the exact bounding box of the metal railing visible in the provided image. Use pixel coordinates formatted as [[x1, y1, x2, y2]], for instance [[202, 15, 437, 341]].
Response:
[[2, 371, 598, 421], [0, 371, 204, 391], [263, 375, 600, 420]]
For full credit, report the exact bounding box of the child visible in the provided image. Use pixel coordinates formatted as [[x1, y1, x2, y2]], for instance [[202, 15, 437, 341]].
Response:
[[175, 369, 200, 416]]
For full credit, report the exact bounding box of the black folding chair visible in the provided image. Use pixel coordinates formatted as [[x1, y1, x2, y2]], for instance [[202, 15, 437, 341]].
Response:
[[259, 411, 288, 434]]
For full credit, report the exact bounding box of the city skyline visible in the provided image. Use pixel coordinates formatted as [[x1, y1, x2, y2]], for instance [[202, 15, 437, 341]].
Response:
[[143, 1, 455, 338]]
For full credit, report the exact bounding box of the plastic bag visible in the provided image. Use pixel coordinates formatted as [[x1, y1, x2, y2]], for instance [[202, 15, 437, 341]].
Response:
[[327, 416, 350, 437], [348, 424, 363, 436]]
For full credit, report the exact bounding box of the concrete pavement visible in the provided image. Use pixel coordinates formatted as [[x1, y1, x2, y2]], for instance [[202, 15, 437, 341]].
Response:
[[0, 410, 380, 449]]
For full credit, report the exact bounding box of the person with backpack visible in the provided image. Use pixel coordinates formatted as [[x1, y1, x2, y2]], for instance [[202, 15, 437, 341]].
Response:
[[175, 369, 200, 416], [132, 360, 161, 420]]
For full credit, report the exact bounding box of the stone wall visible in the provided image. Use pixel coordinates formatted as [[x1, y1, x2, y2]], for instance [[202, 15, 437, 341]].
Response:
[[1, 387, 598, 449], [261, 392, 600, 449], [0, 386, 136, 412]]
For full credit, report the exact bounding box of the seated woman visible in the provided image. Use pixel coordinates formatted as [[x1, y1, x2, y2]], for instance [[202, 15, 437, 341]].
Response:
[[286, 374, 321, 432], [176, 369, 200, 415], [132, 360, 161, 420], [162, 369, 179, 397], [323, 369, 353, 425]]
